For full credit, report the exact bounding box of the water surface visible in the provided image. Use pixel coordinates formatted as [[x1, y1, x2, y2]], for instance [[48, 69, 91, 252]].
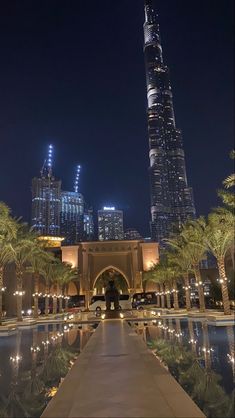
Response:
[[0, 322, 97, 418], [133, 318, 235, 418]]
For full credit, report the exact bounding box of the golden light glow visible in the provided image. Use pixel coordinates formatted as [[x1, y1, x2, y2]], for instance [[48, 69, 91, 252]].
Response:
[[38, 236, 64, 248]]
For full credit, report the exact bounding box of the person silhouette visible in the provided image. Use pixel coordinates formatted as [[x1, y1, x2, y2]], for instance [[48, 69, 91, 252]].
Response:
[[105, 280, 120, 311]]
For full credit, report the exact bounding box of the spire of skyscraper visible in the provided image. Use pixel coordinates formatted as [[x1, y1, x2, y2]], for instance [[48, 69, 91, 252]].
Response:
[[143, 0, 195, 245], [74, 164, 81, 193], [41, 144, 54, 179]]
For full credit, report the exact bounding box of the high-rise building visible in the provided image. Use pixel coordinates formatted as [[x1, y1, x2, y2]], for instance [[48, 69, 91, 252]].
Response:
[[32, 145, 61, 236], [144, 0, 195, 244], [98, 207, 124, 241], [60, 165, 85, 245], [60, 191, 84, 245], [124, 228, 142, 241], [84, 208, 95, 241]]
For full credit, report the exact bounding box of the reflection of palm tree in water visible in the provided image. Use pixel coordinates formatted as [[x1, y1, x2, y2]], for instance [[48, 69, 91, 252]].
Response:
[[175, 319, 182, 344], [188, 320, 197, 355], [226, 326, 235, 380], [202, 322, 211, 370]]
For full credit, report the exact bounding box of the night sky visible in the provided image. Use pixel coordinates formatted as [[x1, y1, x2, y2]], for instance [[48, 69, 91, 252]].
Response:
[[0, 0, 233, 237]]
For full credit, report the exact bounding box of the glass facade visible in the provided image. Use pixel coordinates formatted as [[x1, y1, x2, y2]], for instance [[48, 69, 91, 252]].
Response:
[[144, 0, 195, 245], [83, 208, 95, 241], [124, 228, 142, 240], [60, 191, 85, 245], [31, 176, 61, 236], [98, 208, 124, 241]]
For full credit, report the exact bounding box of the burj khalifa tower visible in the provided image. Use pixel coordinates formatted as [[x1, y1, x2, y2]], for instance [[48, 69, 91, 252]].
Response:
[[144, 0, 195, 244]]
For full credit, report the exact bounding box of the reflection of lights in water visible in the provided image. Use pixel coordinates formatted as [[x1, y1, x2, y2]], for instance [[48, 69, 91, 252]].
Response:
[[227, 354, 234, 364], [46, 386, 58, 398], [202, 347, 214, 353], [189, 339, 197, 344], [31, 346, 40, 353], [10, 355, 22, 363]]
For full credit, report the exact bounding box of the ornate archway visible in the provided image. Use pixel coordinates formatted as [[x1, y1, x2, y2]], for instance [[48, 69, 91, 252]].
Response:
[[61, 240, 159, 308], [93, 265, 130, 294]]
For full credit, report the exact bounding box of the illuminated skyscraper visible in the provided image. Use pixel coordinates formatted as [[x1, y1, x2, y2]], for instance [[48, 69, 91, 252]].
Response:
[[60, 191, 84, 244], [60, 165, 85, 244], [98, 207, 124, 241], [144, 0, 195, 244], [124, 228, 142, 241], [31, 145, 61, 236], [83, 207, 95, 241]]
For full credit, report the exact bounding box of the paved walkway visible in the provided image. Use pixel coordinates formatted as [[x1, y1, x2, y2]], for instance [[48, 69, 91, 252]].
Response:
[[42, 320, 205, 418]]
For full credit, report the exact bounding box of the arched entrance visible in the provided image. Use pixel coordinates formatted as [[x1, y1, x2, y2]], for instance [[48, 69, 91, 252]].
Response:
[[93, 266, 129, 295]]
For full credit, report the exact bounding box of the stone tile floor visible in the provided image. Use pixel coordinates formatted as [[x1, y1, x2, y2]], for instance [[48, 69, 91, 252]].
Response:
[[42, 319, 205, 418]]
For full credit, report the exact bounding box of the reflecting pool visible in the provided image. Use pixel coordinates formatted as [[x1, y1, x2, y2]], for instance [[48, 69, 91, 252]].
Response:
[[0, 322, 97, 418], [133, 319, 235, 418]]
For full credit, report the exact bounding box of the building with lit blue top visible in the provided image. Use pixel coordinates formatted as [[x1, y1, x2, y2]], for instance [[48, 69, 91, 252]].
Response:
[[31, 145, 61, 236]]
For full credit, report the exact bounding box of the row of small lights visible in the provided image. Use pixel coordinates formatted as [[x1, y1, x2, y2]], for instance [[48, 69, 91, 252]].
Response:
[[101, 312, 124, 320], [10, 323, 77, 362], [32, 293, 70, 299], [155, 290, 179, 296], [148, 314, 234, 365]]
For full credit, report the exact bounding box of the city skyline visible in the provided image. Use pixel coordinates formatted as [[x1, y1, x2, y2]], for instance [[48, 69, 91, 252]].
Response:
[[0, 0, 233, 237]]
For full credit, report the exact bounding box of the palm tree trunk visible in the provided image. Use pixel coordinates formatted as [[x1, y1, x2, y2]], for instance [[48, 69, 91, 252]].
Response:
[[156, 284, 160, 307], [184, 273, 191, 311], [193, 264, 205, 312], [0, 269, 3, 325], [33, 273, 39, 319], [165, 284, 171, 309], [16, 273, 23, 322], [45, 284, 49, 316], [59, 286, 63, 313], [53, 294, 57, 315], [160, 284, 165, 308], [65, 285, 69, 312], [217, 258, 231, 315], [173, 279, 179, 310]]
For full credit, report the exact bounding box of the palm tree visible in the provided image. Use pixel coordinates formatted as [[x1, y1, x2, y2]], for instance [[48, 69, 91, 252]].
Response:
[[0, 202, 18, 324], [0, 245, 15, 324], [166, 240, 192, 311], [218, 150, 235, 209], [10, 225, 37, 321], [56, 263, 78, 313], [0, 202, 18, 242], [27, 248, 54, 318], [40, 260, 59, 316], [201, 209, 234, 315], [179, 220, 207, 312]]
